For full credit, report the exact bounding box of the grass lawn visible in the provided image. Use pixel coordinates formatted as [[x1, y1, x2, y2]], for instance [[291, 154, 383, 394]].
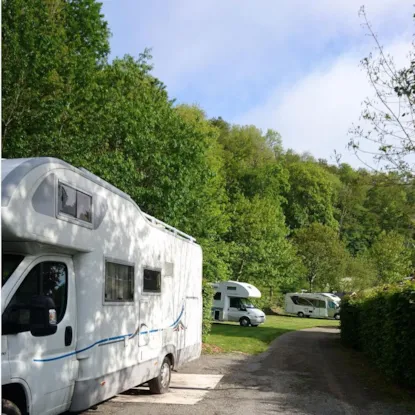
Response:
[[204, 315, 339, 355]]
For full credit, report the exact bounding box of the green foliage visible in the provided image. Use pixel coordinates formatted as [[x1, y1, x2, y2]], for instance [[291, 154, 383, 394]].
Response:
[[367, 231, 413, 284], [202, 280, 215, 342], [2, 0, 414, 310], [340, 281, 415, 387], [344, 254, 377, 291], [293, 223, 349, 291], [2, 0, 110, 156], [282, 160, 340, 231]]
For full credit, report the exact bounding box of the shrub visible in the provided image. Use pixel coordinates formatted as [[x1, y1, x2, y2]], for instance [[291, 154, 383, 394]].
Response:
[[202, 279, 214, 342], [340, 281, 415, 387]]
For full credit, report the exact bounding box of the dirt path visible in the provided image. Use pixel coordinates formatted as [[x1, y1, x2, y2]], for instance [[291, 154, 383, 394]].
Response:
[[87, 327, 414, 415]]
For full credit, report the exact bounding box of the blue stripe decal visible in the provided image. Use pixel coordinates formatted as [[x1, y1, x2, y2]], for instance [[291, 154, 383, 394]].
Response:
[[170, 305, 185, 328], [33, 305, 185, 363]]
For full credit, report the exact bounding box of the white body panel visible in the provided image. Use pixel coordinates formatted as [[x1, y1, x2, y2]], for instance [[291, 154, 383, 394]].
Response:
[[1, 158, 203, 414], [284, 293, 340, 319], [320, 292, 342, 303], [211, 281, 265, 326]]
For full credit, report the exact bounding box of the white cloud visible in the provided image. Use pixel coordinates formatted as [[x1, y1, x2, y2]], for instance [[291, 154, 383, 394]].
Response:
[[234, 37, 412, 167], [133, 0, 411, 91]]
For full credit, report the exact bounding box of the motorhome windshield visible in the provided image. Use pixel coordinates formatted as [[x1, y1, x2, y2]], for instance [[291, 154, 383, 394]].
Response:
[[240, 298, 255, 308], [2, 254, 24, 287]]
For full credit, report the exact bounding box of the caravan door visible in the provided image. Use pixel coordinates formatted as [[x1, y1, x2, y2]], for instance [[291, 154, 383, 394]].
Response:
[[2, 255, 78, 415]]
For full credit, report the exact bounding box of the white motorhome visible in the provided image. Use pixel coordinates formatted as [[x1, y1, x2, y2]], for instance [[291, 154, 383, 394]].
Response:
[[320, 292, 342, 303], [285, 292, 340, 320], [1, 158, 203, 415], [211, 281, 265, 327]]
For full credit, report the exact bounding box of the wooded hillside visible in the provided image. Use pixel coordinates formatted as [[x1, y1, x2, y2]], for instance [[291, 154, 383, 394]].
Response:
[[2, 0, 414, 305]]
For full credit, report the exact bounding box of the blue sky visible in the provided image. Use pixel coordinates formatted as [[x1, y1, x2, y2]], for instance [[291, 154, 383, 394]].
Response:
[[101, 0, 413, 167]]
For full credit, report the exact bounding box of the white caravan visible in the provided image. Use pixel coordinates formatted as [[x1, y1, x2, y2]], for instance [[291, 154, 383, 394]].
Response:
[[1, 158, 203, 415], [285, 292, 340, 320], [211, 281, 266, 327]]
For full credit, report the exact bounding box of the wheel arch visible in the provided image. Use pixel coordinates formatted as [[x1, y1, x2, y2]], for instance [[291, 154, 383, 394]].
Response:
[[2, 381, 30, 414], [160, 344, 176, 369]]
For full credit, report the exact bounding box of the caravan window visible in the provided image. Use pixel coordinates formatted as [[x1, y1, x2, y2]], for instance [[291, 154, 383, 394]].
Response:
[[214, 292, 221, 301], [58, 182, 92, 223], [105, 261, 134, 302], [143, 269, 161, 293]]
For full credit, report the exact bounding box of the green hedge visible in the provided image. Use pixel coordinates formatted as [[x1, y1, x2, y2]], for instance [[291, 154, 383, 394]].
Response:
[[202, 280, 214, 342], [340, 281, 415, 387]]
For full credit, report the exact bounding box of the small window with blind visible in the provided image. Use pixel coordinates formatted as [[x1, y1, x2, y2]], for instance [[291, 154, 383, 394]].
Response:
[[143, 268, 161, 293], [104, 260, 134, 303], [58, 182, 92, 224]]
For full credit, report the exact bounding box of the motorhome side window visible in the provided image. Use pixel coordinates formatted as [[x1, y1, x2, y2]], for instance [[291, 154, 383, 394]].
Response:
[[143, 269, 161, 293], [297, 297, 312, 306], [58, 182, 92, 223], [214, 292, 221, 300], [104, 261, 134, 302], [310, 299, 326, 308], [2, 262, 68, 334]]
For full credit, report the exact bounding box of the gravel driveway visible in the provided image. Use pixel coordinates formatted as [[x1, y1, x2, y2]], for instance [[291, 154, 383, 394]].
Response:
[[82, 327, 414, 415]]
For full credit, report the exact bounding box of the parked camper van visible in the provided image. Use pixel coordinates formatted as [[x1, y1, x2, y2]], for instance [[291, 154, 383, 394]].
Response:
[[285, 292, 340, 320], [320, 292, 342, 303], [1, 158, 203, 415], [211, 281, 265, 327]]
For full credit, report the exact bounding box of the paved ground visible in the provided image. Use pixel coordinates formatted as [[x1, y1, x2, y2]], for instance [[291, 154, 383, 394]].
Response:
[[81, 327, 414, 415]]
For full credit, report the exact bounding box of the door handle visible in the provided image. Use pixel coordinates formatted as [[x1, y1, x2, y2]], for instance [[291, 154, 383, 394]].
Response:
[[65, 326, 73, 346]]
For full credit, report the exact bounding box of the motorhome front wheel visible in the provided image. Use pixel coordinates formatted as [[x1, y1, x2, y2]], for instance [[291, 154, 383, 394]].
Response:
[[149, 356, 172, 394], [2, 399, 21, 415], [240, 317, 250, 327]]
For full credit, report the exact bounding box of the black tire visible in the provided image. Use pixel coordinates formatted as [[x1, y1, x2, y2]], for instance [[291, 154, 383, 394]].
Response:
[[334, 313, 340, 320], [297, 312, 304, 318], [149, 356, 171, 394], [2, 399, 21, 415], [239, 317, 250, 327]]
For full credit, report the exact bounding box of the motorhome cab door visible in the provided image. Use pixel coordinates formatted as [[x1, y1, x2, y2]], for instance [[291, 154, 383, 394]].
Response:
[[2, 254, 78, 415], [228, 297, 244, 322]]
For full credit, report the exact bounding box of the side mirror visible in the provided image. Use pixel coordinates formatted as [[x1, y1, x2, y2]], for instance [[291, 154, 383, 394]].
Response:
[[30, 295, 58, 337], [2, 304, 28, 335]]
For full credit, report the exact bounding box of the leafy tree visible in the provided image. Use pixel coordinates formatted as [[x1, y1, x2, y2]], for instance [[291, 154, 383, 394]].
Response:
[[2, 0, 110, 156], [282, 160, 340, 231], [175, 105, 231, 282], [364, 174, 415, 240], [343, 255, 377, 291], [293, 223, 349, 291], [335, 164, 372, 253], [227, 194, 304, 303], [366, 231, 413, 284]]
